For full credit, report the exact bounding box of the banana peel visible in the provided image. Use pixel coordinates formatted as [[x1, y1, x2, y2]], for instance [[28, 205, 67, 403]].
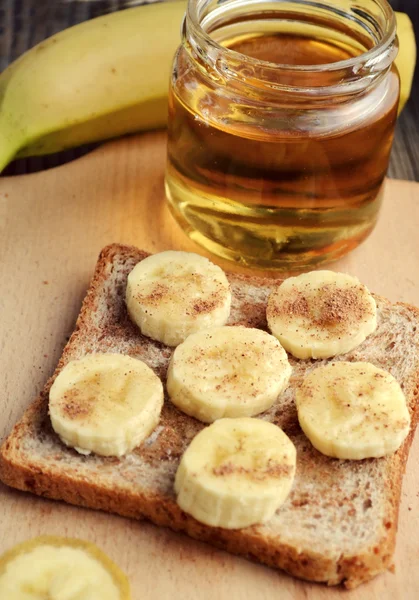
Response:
[[0, 1, 186, 172], [0, 3, 416, 173], [396, 12, 417, 115]]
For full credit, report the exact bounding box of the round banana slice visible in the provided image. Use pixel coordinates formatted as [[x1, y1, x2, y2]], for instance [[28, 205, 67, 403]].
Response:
[[296, 362, 411, 460], [49, 353, 163, 457], [267, 270, 377, 359], [167, 326, 292, 423], [0, 536, 131, 599], [175, 418, 296, 529], [126, 251, 231, 346]]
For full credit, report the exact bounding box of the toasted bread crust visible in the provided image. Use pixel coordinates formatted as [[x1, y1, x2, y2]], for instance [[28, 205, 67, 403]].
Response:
[[1, 244, 418, 589]]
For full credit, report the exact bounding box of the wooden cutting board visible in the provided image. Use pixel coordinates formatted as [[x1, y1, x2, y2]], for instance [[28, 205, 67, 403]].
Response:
[[0, 131, 418, 599]]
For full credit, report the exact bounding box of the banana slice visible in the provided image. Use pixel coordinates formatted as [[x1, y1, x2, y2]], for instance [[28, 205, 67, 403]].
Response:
[[175, 418, 296, 529], [267, 270, 377, 359], [296, 362, 411, 460], [49, 353, 163, 457], [126, 251, 231, 346], [0, 536, 131, 599], [167, 326, 292, 423]]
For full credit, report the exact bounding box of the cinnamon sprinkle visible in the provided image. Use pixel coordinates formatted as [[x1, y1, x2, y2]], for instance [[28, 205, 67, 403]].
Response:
[[269, 292, 309, 318], [60, 390, 93, 420], [213, 459, 292, 481], [137, 283, 169, 305], [317, 285, 369, 326], [192, 297, 219, 314], [270, 283, 372, 332]]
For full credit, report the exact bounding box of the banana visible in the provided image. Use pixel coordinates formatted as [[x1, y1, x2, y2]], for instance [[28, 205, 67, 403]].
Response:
[[296, 362, 411, 460], [167, 326, 291, 422], [175, 418, 296, 529], [126, 251, 231, 346], [0, 1, 186, 172], [49, 353, 163, 457], [0, 536, 131, 599], [267, 270, 377, 360], [396, 12, 417, 115], [0, 5, 414, 171]]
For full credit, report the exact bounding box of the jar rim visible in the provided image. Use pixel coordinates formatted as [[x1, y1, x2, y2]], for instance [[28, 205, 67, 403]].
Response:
[[186, 0, 397, 75]]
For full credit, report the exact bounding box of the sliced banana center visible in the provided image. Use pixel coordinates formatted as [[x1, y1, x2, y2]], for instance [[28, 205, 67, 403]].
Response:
[[167, 326, 292, 423], [175, 418, 296, 529], [267, 270, 377, 359], [49, 353, 163, 457], [126, 251, 231, 346], [296, 361, 411, 459], [0, 536, 130, 600]]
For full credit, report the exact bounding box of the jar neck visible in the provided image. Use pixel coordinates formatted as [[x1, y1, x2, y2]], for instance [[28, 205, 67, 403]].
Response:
[[183, 0, 398, 97]]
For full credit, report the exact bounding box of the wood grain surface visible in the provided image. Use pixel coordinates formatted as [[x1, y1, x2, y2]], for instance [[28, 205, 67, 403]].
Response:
[[0, 131, 418, 599]]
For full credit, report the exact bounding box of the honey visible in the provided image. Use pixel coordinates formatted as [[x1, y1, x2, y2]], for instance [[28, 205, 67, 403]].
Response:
[[165, 1, 399, 269]]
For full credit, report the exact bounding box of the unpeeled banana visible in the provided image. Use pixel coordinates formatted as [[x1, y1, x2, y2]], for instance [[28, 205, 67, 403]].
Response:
[[0, 536, 131, 599], [0, 1, 186, 172], [396, 12, 417, 115], [0, 3, 415, 172]]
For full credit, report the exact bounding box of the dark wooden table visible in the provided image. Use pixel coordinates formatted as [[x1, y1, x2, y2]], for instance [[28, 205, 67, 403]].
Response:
[[0, 0, 418, 180], [388, 0, 419, 180]]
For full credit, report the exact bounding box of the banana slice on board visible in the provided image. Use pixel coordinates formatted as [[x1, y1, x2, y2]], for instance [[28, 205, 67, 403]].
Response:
[[167, 326, 292, 423], [296, 362, 411, 460], [175, 418, 296, 529], [0, 536, 131, 599], [267, 270, 377, 359], [49, 353, 163, 457], [126, 251, 231, 346]]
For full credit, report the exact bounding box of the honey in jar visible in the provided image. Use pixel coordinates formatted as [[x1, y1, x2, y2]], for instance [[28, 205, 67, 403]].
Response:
[[165, 0, 400, 269]]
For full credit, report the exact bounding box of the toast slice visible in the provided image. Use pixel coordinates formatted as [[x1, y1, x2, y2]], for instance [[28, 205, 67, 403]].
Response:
[[1, 244, 418, 589]]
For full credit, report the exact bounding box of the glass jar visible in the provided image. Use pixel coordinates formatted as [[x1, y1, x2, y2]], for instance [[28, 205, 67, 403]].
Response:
[[165, 0, 399, 270]]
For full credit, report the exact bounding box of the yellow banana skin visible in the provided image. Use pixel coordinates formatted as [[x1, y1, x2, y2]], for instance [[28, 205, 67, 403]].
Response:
[[396, 12, 417, 116], [0, 1, 186, 172], [0, 4, 414, 173], [17, 96, 169, 158]]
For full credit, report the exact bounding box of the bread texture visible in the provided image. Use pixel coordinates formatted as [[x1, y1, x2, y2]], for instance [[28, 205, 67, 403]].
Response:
[[1, 244, 418, 589]]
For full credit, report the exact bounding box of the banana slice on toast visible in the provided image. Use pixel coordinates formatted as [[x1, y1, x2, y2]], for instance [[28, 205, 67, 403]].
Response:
[[167, 326, 291, 422], [296, 362, 411, 459], [267, 270, 377, 359], [49, 353, 163, 457], [175, 418, 296, 529], [126, 251, 231, 346]]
